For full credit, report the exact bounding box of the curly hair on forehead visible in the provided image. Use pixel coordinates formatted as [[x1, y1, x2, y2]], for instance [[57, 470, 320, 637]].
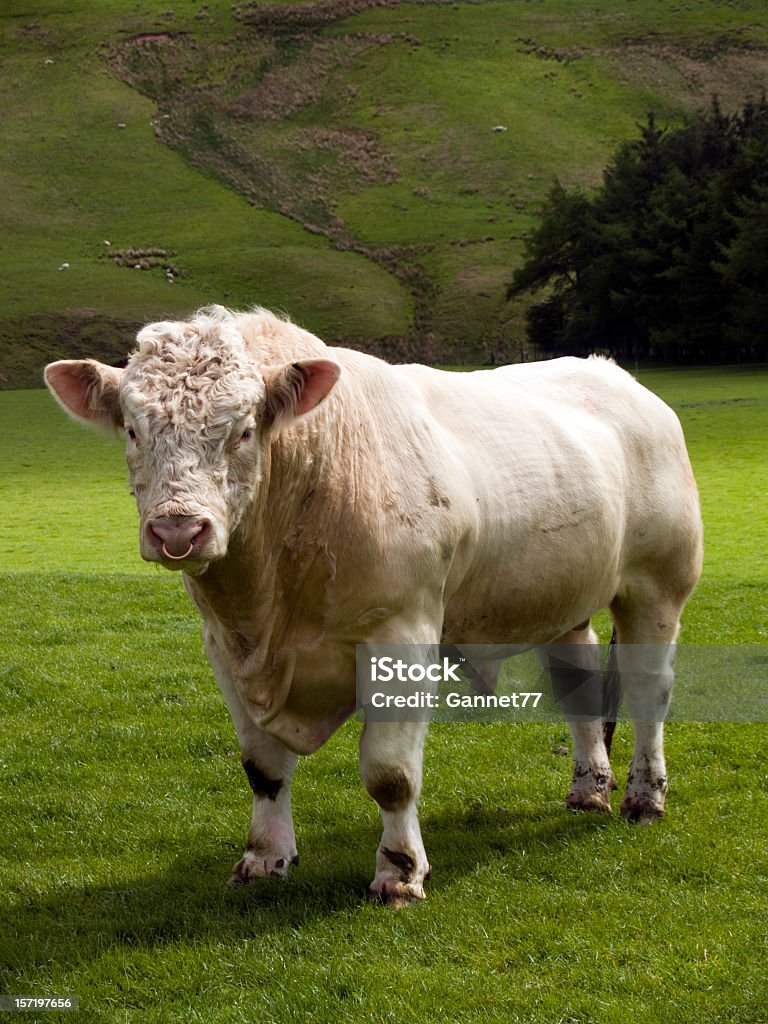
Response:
[[132, 307, 251, 368], [120, 310, 267, 434]]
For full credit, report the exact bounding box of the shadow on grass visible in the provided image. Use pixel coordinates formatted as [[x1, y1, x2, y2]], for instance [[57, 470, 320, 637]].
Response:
[[4, 802, 615, 970]]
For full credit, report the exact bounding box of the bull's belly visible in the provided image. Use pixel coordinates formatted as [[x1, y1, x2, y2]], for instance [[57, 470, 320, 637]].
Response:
[[441, 557, 619, 645]]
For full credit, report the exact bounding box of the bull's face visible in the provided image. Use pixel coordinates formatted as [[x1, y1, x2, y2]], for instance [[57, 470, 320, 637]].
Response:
[[44, 312, 339, 574]]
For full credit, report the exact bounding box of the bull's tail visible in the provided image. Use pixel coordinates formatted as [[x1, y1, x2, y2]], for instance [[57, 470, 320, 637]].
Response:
[[602, 627, 621, 757]]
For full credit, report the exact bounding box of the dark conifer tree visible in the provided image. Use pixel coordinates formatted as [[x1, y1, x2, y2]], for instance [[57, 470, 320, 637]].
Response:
[[509, 98, 768, 363]]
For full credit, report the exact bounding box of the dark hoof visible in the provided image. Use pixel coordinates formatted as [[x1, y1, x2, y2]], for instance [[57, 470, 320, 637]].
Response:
[[621, 795, 665, 824], [227, 849, 297, 887], [566, 790, 613, 813], [366, 887, 421, 910], [227, 857, 255, 888], [366, 877, 426, 908]]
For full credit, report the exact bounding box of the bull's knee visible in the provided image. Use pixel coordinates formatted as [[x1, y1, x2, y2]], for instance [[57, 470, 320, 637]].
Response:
[[365, 765, 414, 811], [242, 757, 283, 800]]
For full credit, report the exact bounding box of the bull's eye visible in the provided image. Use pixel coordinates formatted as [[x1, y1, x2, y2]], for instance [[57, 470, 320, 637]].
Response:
[[240, 429, 253, 443], [127, 428, 137, 442]]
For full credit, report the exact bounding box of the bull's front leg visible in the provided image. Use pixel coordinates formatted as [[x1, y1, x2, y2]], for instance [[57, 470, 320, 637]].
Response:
[[359, 720, 431, 907], [229, 730, 299, 886], [203, 628, 299, 885]]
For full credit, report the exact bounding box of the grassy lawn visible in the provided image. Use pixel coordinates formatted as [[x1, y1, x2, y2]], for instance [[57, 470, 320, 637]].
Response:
[[1, 366, 766, 1022]]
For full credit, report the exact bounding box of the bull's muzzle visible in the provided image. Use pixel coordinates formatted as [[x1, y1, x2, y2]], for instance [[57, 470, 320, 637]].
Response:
[[146, 515, 213, 562]]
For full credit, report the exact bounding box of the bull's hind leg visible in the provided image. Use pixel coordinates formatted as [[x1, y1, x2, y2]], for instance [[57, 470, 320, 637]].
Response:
[[538, 626, 617, 813], [610, 586, 685, 824], [360, 719, 431, 907]]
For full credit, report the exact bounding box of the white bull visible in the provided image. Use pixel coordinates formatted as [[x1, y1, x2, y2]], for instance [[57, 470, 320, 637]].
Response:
[[45, 305, 702, 905]]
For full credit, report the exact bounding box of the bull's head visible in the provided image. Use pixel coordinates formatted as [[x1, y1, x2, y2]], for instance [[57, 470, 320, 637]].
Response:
[[44, 309, 340, 574]]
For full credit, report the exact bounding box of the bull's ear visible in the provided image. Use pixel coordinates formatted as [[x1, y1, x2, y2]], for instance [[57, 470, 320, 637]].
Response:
[[44, 359, 124, 436], [263, 359, 340, 429]]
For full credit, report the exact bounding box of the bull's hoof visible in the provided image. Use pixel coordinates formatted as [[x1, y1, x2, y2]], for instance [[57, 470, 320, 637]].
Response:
[[366, 877, 427, 909], [566, 768, 617, 813], [227, 849, 299, 887], [566, 789, 613, 813], [620, 794, 665, 825]]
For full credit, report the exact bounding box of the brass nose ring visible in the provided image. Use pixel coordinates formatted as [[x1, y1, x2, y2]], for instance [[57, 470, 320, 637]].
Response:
[[162, 542, 195, 560]]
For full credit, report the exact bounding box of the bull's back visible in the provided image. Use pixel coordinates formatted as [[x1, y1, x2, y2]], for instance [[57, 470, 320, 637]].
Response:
[[396, 357, 699, 643]]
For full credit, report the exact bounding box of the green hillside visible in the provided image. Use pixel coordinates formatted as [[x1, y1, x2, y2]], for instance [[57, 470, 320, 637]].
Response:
[[2, 0, 768, 384]]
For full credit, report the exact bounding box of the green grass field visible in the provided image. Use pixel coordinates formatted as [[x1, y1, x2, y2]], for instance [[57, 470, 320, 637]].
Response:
[[1, 368, 766, 1023]]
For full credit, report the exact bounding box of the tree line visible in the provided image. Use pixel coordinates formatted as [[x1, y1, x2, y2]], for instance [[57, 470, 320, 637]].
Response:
[[509, 98, 768, 364]]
